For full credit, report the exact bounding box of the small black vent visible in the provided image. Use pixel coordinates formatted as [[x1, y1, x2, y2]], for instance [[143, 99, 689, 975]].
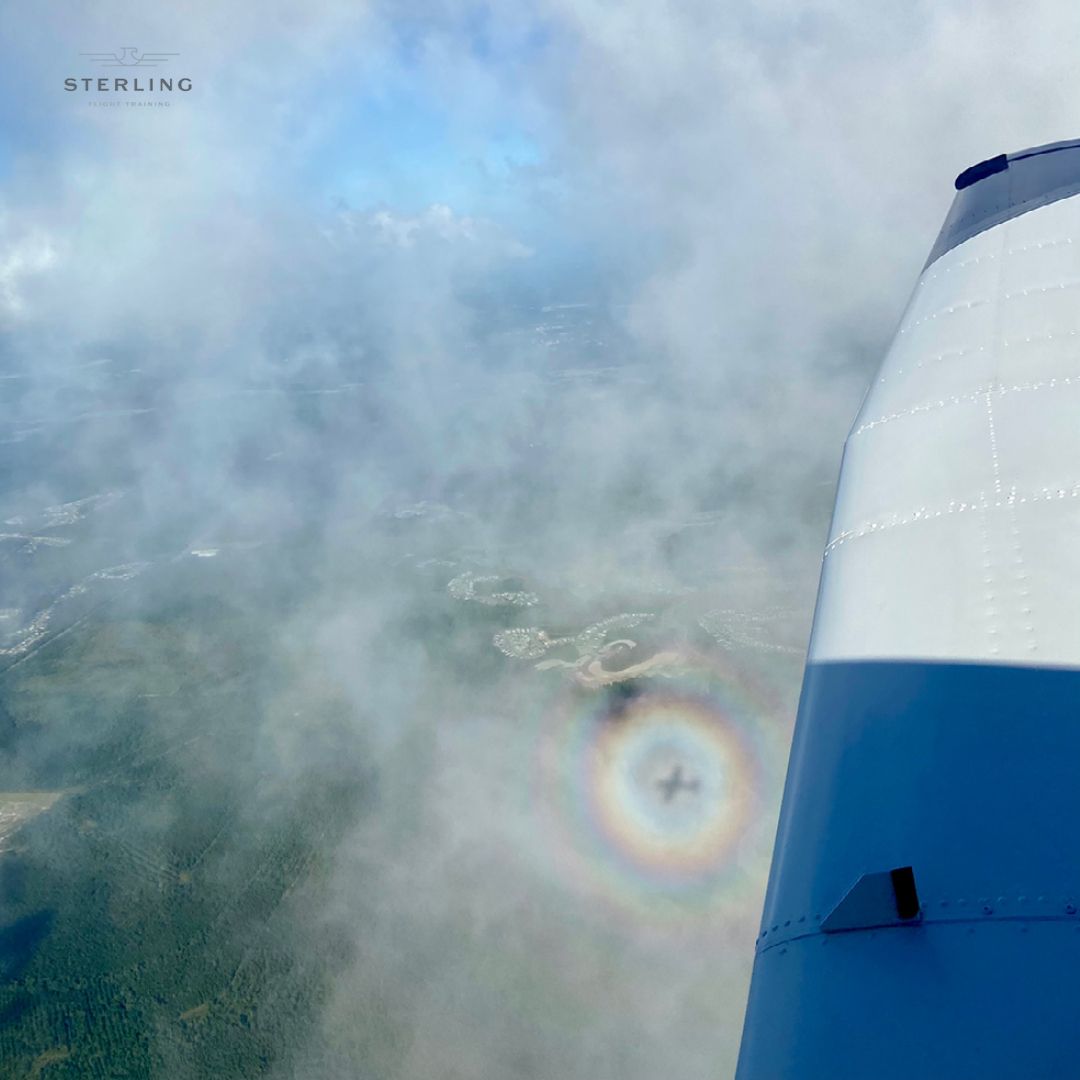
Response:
[[955, 153, 1008, 190], [891, 866, 920, 920]]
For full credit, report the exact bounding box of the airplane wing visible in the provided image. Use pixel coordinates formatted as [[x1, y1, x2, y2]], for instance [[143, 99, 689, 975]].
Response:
[[737, 139, 1080, 1078]]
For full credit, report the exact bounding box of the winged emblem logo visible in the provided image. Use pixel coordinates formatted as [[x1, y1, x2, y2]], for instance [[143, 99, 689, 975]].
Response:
[[79, 47, 178, 67]]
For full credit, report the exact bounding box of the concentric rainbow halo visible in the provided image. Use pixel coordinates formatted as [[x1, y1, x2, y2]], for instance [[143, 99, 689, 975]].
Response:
[[536, 669, 773, 918]]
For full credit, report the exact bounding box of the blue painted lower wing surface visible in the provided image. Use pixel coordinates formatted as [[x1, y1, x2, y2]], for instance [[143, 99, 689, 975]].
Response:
[[736, 660, 1080, 1079]]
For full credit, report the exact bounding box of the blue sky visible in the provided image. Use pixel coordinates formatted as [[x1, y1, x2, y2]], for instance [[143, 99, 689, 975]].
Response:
[[303, 77, 544, 215], [0, 4, 622, 302]]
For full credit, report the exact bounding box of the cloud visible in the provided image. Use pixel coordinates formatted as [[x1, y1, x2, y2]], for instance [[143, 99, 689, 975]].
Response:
[[0, 212, 57, 320]]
